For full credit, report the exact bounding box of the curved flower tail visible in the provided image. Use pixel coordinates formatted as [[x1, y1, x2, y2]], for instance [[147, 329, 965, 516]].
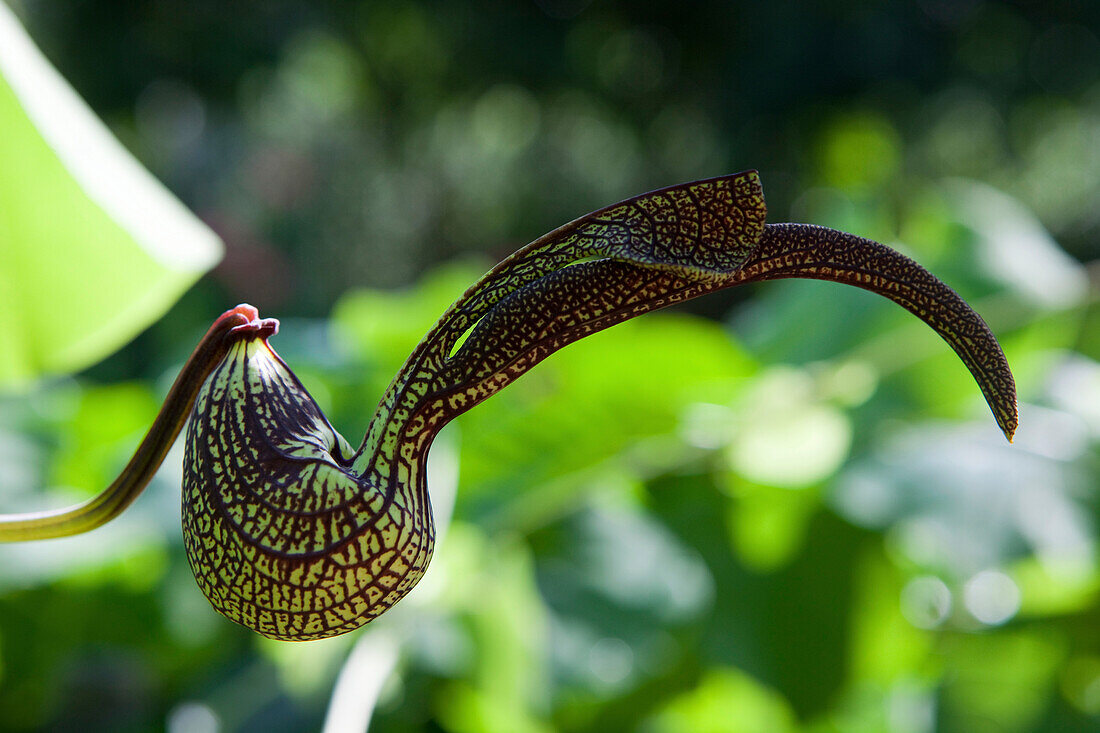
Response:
[[738, 223, 1017, 440]]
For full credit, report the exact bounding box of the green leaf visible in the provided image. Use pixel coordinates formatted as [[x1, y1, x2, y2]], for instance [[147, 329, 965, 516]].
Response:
[[940, 630, 1066, 733], [456, 314, 757, 505], [0, 4, 221, 387], [647, 667, 798, 733]]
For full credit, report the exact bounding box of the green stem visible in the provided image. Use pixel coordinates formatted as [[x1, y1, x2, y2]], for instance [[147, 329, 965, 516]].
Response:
[[0, 305, 270, 541]]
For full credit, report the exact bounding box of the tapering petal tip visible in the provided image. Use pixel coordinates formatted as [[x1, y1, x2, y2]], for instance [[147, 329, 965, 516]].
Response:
[[743, 224, 1019, 446], [1001, 402, 1018, 443]]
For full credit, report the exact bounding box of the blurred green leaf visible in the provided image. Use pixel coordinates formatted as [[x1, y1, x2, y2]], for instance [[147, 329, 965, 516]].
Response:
[[332, 262, 483, 371], [849, 551, 934, 685], [940, 630, 1066, 733], [55, 541, 168, 593], [1061, 656, 1100, 717], [724, 367, 853, 489], [815, 112, 901, 192], [0, 4, 221, 387], [457, 314, 757, 508], [434, 524, 551, 733], [723, 480, 820, 572], [647, 667, 798, 733], [49, 381, 158, 495], [1012, 557, 1099, 617]]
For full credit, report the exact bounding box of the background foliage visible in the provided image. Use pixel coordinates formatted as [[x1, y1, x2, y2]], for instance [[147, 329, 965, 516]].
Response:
[[2, 1, 1100, 731], [0, 1, 222, 386]]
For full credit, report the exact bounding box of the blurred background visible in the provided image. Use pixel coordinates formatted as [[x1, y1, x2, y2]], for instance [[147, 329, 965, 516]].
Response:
[[1, 0, 1100, 731]]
